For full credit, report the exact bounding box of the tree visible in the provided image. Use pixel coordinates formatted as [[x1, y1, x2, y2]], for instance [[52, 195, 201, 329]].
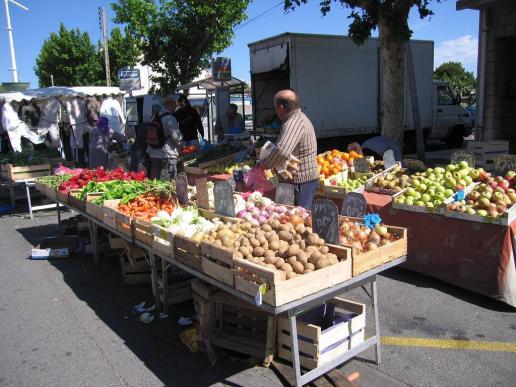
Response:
[[284, 1, 436, 147], [34, 23, 102, 87], [111, 0, 251, 94], [99, 27, 142, 86], [434, 61, 476, 105]]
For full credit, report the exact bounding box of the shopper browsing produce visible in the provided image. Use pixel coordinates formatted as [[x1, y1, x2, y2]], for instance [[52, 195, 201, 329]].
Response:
[[260, 90, 319, 209], [88, 116, 127, 169]]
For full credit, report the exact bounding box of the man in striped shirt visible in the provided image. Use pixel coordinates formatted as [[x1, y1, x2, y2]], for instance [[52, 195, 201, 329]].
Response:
[[262, 90, 319, 209]]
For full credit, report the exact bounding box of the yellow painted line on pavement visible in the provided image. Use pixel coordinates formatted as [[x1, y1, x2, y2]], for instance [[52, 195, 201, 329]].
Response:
[[381, 336, 516, 352]]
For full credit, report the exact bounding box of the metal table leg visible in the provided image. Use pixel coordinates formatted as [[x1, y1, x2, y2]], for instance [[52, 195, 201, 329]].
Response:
[[371, 277, 381, 365], [89, 220, 99, 265], [25, 182, 33, 219], [149, 251, 160, 313], [56, 201, 62, 227], [288, 309, 302, 387], [162, 257, 169, 315]]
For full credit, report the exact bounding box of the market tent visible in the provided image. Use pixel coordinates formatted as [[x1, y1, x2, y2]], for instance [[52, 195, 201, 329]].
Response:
[[176, 76, 246, 92], [0, 86, 125, 102]]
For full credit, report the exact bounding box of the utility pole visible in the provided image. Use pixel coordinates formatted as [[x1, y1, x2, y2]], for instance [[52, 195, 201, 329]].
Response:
[[98, 7, 111, 86], [3, 0, 29, 83]]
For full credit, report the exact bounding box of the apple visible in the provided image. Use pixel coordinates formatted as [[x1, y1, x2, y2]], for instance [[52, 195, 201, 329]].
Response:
[[407, 187, 417, 197], [433, 199, 443, 206], [493, 192, 505, 202], [467, 207, 476, 215], [495, 186, 506, 194], [481, 191, 492, 200], [469, 169, 480, 179], [453, 171, 462, 180], [495, 176, 504, 182], [499, 180, 510, 192], [459, 169, 469, 178], [464, 176, 473, 185], [445, 172, 453, 180], [413, 192, 422, 200], [469, 191, 481, 200], [479, 197, 491, 208], [419, 183, 427, 192], [446, 164, 456, 172], [436, 192, 446, 201], [422, 193, 431, 202], [405, 198, 414, 206], [445, 189, 454, 197], [415, 200, 425, 206], [509, 192, 516, 203], [426, 202, 434, 208], [459, 161, 469, 169], [485, 186, 494, 194], [477, 209, 488, 217]]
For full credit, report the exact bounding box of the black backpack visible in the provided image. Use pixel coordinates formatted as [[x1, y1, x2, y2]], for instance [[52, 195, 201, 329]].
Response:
[[145, 112, 170, 148]]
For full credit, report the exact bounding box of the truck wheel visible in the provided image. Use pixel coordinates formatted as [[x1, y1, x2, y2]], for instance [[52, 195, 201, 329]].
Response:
[[446, 126, 464, 148]]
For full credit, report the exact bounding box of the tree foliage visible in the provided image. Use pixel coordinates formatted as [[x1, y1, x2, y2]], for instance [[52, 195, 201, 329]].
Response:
[[111, 0, 251, 95], [434, 61, 476, 104], [35, 24, 141, 87], [35, 23, 102, 87]]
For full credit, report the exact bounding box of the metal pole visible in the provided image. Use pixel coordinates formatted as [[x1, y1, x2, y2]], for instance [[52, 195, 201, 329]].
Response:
[[50, 74, 54, 86], [99, 7, 111, 86], [4, 0, 18, 82]]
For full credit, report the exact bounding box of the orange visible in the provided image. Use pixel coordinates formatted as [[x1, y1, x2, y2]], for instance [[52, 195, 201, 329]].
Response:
[[331, 149, 340, 157], [331, 166, 340, 175], [321, 166, 329, 176], [322, 160, 330, 168], [325, 153, 333, 162], [316, 156, 324, 165], [340, 152, 349, 161], [349, 150, 362, 159]]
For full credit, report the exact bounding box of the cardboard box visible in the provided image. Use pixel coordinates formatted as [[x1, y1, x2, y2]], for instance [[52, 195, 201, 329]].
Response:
[[31, 236, 77, 259]]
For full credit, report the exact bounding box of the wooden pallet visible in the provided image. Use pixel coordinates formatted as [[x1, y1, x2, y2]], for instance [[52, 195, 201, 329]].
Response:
[[233, 244, 352, 307], [277, 298, 365, 370], [183, 153, 239, 175], [1, 163, 51, 181], [339, 217, 407, 276]]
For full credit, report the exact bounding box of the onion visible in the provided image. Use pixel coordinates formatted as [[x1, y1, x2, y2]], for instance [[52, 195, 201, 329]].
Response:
[[369, 231, 381, 243], [236, 210, 247, 218], [261, 210, 269, 218], [344, 230, 354, 239], [289, 214, 303, 226], [356, 230, 368, 243], [374, 224, 388, 237], [379, 239, 390, 246], [340, 222, 351, 232], [351, 241, 363, 251], [245, 203, 255, 211], [251, 207, 261, 216], [364, 241, 378, 251], [363, 227, 372, 236], [276, 206, 287, 214], [258, 216, 268, 225]]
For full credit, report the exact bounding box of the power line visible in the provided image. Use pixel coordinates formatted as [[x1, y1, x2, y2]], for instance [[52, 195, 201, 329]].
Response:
[[235, 1, 284, 31]]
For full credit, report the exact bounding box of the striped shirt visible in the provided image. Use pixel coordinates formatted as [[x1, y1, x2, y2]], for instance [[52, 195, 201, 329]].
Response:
[[263, 109, 318, 184]]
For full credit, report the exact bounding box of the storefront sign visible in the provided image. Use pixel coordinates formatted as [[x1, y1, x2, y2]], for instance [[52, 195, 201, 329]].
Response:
[[212, 57, 232, 81], [118, 68, 141, 91]]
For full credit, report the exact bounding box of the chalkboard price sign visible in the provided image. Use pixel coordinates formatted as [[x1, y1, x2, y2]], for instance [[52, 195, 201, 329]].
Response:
[[214, 181, 235, 217], [311, 199, 339, 245], [195, 177, 209, 209], [341, 192, 367, 218], [450, 150, 475, 167], [494, 155, 516, 176], [176, 173, 189, 205], [353, 158, 371, 173], [275, 183, 295, 205], [383, 149, 396, 170]]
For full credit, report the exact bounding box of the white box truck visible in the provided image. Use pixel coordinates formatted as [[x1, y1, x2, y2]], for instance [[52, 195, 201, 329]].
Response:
[[249, 33, 473, 147]]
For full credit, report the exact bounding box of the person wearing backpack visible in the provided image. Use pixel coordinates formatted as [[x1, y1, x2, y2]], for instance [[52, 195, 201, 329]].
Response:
[[146, 97, 183, 180]]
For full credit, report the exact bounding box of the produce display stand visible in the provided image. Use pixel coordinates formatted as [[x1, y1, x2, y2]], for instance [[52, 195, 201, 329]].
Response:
[[41, 189, 406, 387]]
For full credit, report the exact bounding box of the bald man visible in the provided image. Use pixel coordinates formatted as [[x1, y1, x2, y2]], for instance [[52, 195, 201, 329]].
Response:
[[262, 90, 318, 209]]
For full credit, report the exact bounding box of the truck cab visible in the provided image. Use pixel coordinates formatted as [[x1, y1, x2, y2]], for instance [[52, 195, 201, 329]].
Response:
[[429, 80, 474, 147]]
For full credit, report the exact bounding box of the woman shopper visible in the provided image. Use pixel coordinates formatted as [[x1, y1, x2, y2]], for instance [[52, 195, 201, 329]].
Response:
[[88, 116, 127, 169]]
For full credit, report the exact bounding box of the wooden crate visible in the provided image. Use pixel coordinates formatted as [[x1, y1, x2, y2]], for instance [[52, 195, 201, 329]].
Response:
[[233, 244, 352, 307], [68, 189, 85, 212], [120, 239, 146, 267], [203, 290, 273, 359], [34, 180, 56, 200], [85, 193, 104, 220], [134, 218, 154, 246], [364, 164, 407, 196], [467, 140, 508, 170], [1, 163, 51, 181], [183, 153, 238, 175], [320, 172, 372, 199], [108, 234, 125, 250], [192, 279, 218, 327], [102, 199, 120, 229], [339, 216, 407, 276], [116, 211, 133, 239], [277, 298, 365, 370], [159, 280, 192, 306], [119, 251, 151, 285], [151, 224, 174, 258], [200, 241, 235, 287], [56, 189, 69, 205], [174, 234, 202, 271]]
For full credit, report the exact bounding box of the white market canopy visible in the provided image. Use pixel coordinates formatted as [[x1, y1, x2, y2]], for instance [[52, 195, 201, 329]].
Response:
[[176, 76, 246, 92], [0, 86, 125, 103]]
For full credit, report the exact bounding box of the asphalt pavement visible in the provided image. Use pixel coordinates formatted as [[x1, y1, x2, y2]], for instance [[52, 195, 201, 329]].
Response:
[[0, 206, 514, 387]]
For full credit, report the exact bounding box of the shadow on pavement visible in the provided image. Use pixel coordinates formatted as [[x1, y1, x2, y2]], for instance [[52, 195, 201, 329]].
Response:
[[382, 267, 515, 312], [16, 223, 255, 387]]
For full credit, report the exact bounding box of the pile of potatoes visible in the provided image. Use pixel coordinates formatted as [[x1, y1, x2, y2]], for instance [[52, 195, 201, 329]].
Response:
[[204, 218, 340, 280]]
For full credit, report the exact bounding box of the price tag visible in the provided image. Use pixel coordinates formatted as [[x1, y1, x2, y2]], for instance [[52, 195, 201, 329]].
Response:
[[311, 199, 339, 244], [195, 177, 209, 209], [341, 192, 367, 218], [450, 150, 475, 167], [383, 149, 396, 170], [255, 283, 267, 306], [353, 158, 371, 173], [176, 172, 189, 205], [275, 183, 295, 205], [214, 181, 235, 217], [494, 155, 516, 176]]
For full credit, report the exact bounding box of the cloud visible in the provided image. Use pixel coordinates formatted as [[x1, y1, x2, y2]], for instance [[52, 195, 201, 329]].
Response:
[[434, 35, 478, 71]]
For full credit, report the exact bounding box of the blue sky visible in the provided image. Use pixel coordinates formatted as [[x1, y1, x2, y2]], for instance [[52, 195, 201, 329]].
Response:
[[0, 0, 479, 88]]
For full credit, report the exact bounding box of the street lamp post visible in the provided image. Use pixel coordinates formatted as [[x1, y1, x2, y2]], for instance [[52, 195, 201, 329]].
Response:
[[3, 0, 29, 83]]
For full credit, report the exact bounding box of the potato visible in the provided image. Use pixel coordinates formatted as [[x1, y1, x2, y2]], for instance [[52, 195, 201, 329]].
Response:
[[278, 224, 290, 232], [261, 224, 272, 232], [269, 240, 280, 251], [239, 246, 250, 256], [306, 245, 318, 254], [217, 228, 235, 240], [309, 251, 322, 265], [265, 256, 277, 265], [234, 251, 243, 259], [264, 250, 276, 260], [245, 232, 255, 240], [319, 245, 329, 254], [304, 263, 315, 271], [287, 244, 300, 257], [292, 261, 305, 274], [230, 224, 239, 233], [280, 263, 293, 272], [278, 231, 293, 242], [306, 233, 320, 246], [294, 224, 306, 235], [274, 258, 285, 268], [286, 272, 297, 280], [303, 269, 314, 274], [327, 253, 338, 265], [240, 237, 250, 247], [214, 239, 222, 246], [316, 257, 330, 269], [250, 238, 260, 248], [249, 257, 261, 265], [298, 240, 306, 251], [287, 256, 298, 266], [245, 253, 254, 261], [296, 251, 309, 264], [253, 246, 265, 257], [271, 219, 281, 230], [233, 240, 241, 248], [265, 263, 277, 271]]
